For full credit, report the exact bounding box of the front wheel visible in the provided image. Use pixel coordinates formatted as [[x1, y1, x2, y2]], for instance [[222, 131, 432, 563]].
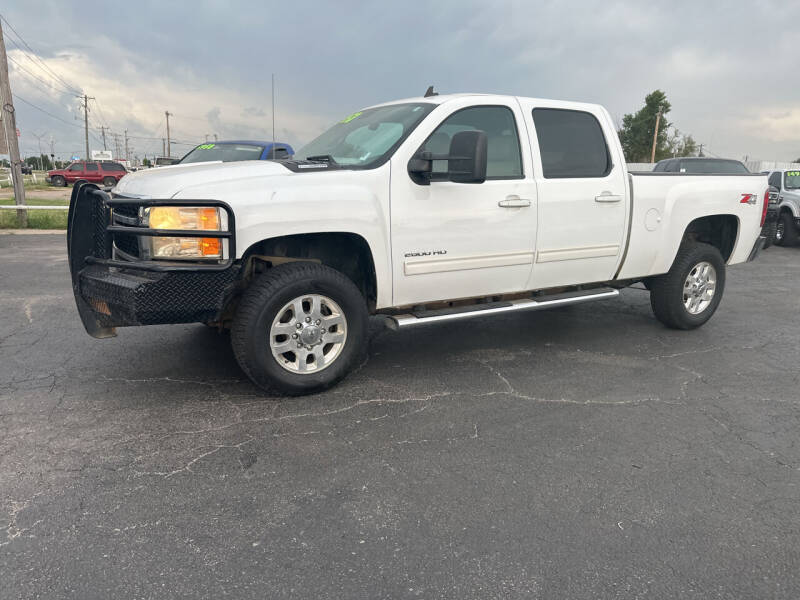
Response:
[[649, 242, 726, 330], [231, 262, 368, 395], [51, 175, 65, 187]]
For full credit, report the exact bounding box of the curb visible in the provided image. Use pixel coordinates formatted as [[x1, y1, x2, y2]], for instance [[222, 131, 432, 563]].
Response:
[[0, 229, 66, 235]]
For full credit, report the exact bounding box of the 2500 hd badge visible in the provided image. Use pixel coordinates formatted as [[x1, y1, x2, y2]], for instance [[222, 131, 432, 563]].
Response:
[[404, 250, 448, 257]]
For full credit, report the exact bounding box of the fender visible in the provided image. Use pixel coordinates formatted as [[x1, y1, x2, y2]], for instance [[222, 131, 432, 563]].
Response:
[[172, 166, 393, 308], [778, 196, 800, 219]]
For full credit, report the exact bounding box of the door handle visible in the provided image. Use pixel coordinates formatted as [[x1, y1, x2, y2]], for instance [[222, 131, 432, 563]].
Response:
[[498, 195, 532, 208], [595, 192, 622, 203]]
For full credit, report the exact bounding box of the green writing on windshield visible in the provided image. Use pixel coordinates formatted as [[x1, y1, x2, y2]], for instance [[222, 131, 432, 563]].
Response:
[[787, 171, 800, 177], [197, 144, 215, 150], [339, 112, 362, 124]]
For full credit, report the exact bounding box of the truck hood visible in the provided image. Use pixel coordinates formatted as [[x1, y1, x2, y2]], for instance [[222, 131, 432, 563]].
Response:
[[112, 160, 291, 198]]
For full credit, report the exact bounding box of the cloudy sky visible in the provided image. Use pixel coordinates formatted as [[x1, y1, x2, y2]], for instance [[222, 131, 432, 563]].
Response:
[[2, 0, 798, 162]]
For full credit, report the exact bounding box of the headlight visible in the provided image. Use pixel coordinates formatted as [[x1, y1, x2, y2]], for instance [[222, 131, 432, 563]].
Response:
[[144, 206, 226, 260]]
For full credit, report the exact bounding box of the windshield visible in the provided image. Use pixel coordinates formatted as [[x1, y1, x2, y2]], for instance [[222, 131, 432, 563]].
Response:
[[678, 159, 749, 174], [294, 103, 436, 168], [785, 170, 800, 189], [179, 143, 264, 164]]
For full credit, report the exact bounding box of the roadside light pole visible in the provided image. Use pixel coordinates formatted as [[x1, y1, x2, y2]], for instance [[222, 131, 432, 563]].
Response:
[[165, 111, 172, 157]]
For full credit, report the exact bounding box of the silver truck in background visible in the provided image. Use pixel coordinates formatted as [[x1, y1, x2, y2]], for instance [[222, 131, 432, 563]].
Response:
[[769, 169, 800, 246]]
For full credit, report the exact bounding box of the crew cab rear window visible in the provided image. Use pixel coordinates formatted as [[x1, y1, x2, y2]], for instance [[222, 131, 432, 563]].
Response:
[[786, 171, 800, 190], [423, 105, 523, 179], [532, 108, 611, 178]]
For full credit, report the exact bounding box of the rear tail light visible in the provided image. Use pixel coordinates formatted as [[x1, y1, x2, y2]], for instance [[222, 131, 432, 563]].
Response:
[[761, 188, 769, 227]]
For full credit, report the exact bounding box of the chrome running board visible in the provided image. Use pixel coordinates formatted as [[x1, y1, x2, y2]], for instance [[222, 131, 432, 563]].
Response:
[[385, 288, 619, 330]]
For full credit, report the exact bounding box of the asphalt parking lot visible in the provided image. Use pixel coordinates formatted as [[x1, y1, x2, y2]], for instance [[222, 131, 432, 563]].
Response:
[[1, 233, 799, 599]]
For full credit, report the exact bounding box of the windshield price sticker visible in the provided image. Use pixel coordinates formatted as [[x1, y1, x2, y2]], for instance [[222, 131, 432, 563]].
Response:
[[197, 144, 215, 150], [787, 171, 800, 177], [339, 111, 362, 124]]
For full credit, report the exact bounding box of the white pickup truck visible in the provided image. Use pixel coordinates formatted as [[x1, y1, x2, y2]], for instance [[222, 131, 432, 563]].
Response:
[[67, 92, 768, 395]]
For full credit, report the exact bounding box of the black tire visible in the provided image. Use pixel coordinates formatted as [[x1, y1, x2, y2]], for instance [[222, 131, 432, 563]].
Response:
[[649, 242, 726, 330], [231, 262, 368, 395], [103, 176, 117, 187], [776, 211, 798, 247], [762, 220, 776, 249], [51, 175, 65, 187]]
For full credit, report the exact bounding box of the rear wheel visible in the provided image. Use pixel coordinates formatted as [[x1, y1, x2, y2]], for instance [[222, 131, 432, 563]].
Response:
[[51, 175, 65, 187], [776, 211, 798, 247], [231, 262, 368, 395], [649, 242, 726, 330], [103, 176, 117, 187]]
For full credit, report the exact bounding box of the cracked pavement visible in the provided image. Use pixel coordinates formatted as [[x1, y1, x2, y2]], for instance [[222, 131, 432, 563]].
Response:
[[1, 233, 799, 599]]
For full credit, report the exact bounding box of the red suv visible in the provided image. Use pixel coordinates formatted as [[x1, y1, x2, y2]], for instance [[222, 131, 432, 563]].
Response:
[[47, 161, 127, 187]]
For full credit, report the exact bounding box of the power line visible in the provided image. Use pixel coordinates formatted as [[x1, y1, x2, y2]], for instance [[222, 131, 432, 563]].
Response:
[[91, 97, 111, 130], [5, 52, 72, 96], [0, 14, 82, 95], [12, 92, 83, 129]]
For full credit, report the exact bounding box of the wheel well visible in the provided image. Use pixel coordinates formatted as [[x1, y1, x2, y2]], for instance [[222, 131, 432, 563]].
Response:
[[682, 215, 738, 262], [241, 232, 377, 309]]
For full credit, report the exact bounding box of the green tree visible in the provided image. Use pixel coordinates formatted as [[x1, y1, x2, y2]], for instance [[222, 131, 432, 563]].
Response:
[[142, 157, 151, 167], [618, 90, 672, 162]]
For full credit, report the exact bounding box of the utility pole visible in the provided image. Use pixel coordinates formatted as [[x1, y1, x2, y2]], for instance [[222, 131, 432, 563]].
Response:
[[271, 73, 275, 142], [0, 20, 26, 226], [99, 125, 108, 150], [162, 138, 165, 157], [698, 144, 704, 158], [111, 132, 121, 160], [32, 131, 46, 170], [165, 111, 172, 157], [205, 134, 209, 142], [213, 133, 217, 142], [79, 94, 94, 159], [124, 129, 129, 162], [650, 107, 663, 163]]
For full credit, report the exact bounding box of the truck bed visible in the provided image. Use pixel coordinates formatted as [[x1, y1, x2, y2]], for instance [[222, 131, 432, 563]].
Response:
[[618, 171, 767, 280]]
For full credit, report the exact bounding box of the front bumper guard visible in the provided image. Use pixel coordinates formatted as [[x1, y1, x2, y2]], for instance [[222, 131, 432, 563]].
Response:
[[67, 182, 239, 338]]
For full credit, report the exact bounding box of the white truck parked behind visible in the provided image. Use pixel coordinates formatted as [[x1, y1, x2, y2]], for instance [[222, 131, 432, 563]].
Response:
[[67, 92, 768, 395]]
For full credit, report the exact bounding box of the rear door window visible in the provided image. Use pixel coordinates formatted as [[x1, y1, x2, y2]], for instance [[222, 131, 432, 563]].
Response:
[[85, 163, 99, 171], [532, 108, 611, 178]]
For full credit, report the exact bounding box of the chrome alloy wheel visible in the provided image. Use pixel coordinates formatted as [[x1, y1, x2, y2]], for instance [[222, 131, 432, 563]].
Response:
[[776, 220, 784, 242], [269, 294, 347, 373], [683, 261, 717, 315]]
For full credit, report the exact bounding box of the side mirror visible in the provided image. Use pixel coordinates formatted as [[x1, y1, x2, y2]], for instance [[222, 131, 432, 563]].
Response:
[[408, 129, 488, 185], [447, 130, 487, 184]]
